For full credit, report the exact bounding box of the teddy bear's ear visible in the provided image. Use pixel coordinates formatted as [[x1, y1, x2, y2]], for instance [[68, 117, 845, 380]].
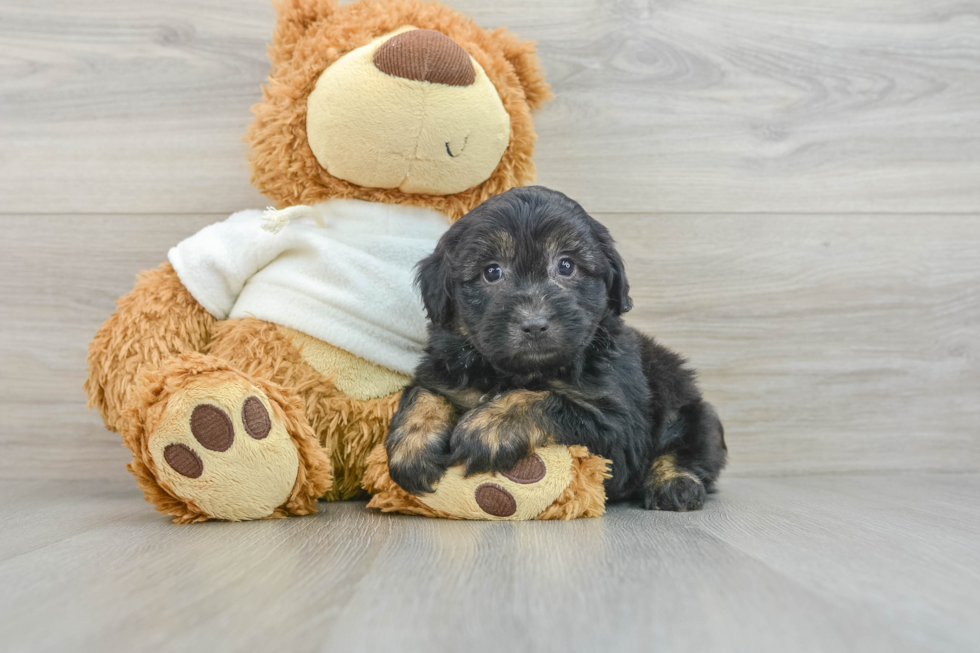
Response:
[[269, 0, 339, 67], [495, 30, 553, 111]]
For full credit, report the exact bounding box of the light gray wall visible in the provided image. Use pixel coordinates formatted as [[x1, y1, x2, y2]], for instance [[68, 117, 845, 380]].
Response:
[[1, 0, 978, 479]]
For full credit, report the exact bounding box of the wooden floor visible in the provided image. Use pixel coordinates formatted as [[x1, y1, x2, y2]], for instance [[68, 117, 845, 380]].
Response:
[[1, 473, 978, 653], [1, 0, 979, 651]]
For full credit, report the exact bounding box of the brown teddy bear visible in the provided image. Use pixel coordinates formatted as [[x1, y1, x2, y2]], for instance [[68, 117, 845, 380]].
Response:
[[85, 0, 610, 523]]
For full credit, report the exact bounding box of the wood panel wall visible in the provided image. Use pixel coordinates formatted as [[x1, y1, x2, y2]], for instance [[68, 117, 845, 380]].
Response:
[[1, 0, 977, 479]]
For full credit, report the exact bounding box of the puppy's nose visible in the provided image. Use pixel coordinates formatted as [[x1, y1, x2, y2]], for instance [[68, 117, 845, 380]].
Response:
[[520, 316, 550, 339], [373, 29, 475, 87]]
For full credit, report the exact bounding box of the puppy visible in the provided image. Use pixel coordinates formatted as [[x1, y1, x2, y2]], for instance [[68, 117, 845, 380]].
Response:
[[386, 186, 726, 511]]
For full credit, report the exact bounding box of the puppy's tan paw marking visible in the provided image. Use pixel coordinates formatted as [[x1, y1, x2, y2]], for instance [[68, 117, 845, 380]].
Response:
[[242, 396, 271, 440], [163, 443, 203, 479], [501, 453, 546, 484], [190, 404, 234, 452], [475, 483, 517, 517]]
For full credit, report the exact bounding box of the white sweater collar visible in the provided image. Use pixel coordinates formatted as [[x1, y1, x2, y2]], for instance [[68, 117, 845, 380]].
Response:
[[261, 198, 450, 240]]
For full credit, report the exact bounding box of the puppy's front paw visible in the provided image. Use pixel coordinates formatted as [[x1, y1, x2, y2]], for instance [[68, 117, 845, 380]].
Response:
[[386, 388, 454, 495], [449, 418, 530, 477], [449, 391, 549, 476], [388, 446, 449, 496]]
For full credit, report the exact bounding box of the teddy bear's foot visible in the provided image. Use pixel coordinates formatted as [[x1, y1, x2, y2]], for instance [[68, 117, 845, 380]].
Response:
[[122, 353, 332, 523], [363, 444, 611, 521], [148, 386, 299, 521]]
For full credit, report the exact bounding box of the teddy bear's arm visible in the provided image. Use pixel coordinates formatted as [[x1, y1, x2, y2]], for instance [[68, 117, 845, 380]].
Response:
[[84, 262, 216, 432]]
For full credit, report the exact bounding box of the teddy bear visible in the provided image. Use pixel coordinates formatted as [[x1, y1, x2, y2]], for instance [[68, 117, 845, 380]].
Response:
[[85, 0, 610, 523]]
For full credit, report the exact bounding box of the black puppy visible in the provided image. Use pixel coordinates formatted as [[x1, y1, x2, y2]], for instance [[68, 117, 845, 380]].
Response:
[[386, 186, 726, 511]]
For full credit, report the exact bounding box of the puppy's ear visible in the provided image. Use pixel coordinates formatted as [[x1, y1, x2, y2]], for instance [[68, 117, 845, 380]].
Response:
[[600, 234, 633, 316], [415, 244, 454, 327]]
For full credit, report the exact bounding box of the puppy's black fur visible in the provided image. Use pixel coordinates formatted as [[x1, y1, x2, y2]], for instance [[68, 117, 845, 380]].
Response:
[[386, 186, 727, 510]]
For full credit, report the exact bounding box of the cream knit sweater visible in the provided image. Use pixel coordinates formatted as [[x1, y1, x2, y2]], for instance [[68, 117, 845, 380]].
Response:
[[168, 199, 450, 376]]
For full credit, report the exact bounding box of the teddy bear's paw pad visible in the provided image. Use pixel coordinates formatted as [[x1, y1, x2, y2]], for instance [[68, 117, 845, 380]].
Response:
[[417, 447, 575, 520], [189, 404, 235, 451], [148, 380, 300, 521], [242, 397, 272, 439], [163, 443, 203, 478], [500, 453, 546, 484], [475, 483, 517, 517], [472, 454, 544, 516]]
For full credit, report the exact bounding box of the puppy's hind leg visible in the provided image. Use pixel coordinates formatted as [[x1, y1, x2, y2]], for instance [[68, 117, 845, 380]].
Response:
[[643, 401, 726, 511]]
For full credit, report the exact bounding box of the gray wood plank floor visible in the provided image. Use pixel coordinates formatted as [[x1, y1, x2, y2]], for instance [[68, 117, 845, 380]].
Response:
[[1, 474, 977, 653]]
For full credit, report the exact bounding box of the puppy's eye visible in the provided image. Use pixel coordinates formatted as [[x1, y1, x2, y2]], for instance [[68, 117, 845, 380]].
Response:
[[484, 264, 503, 283], [557, 258, 575, 277]]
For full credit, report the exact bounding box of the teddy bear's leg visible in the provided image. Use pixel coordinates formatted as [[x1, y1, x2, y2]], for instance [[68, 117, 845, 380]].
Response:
[[367, 387, 613, 520], [121, 352, 332, 523], [205, 319, 406, 503], [85, 262, 216, 433], [363, 444, 611, 521]]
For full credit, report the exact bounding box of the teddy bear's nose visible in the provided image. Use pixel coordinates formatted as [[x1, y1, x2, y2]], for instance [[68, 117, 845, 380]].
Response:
[[373, 29, 475, 87]]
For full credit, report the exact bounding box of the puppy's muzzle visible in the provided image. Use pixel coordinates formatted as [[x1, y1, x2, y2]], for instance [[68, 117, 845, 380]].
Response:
[[520, 314, 550, 340]]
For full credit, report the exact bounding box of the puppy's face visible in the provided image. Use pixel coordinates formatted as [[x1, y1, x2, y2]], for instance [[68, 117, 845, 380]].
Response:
[[417, 186, 631, 374]]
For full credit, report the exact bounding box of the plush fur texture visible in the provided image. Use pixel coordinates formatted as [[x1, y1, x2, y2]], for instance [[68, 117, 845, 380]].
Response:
[[379, 382, 614, 520], [86, 265, 399, 519], [306, 27, 513, 196], [387, 186, 728, 511], [207, 318, 401, 501], [281, 327, 410, 400], [121, 352, 333, 523], [247, 0, 552, 220], [85, 263, 216, 431], [84, 0, 555, 521], [363, 443, 610, 520]]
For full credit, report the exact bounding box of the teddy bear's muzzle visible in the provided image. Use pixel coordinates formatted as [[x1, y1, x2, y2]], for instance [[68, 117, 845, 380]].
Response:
[[305, 26, 512, 196]]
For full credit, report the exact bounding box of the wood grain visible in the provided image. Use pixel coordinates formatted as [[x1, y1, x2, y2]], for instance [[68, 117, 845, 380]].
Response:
[[606, 213, 980, 476], [2, 3, 978, 651], [0, 214, 216, 480], [2, 0, 978, 214], [0, 474, 976, 652], [1, 213, 977, 480]]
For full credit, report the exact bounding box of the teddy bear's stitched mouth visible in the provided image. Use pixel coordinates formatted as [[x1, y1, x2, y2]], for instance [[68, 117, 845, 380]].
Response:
[[445, 135, 469, 158], [385, 133, 470, 162]]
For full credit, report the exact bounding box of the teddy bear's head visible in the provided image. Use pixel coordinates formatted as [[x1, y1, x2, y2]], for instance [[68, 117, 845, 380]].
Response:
[[247, 0, 552, 220]]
